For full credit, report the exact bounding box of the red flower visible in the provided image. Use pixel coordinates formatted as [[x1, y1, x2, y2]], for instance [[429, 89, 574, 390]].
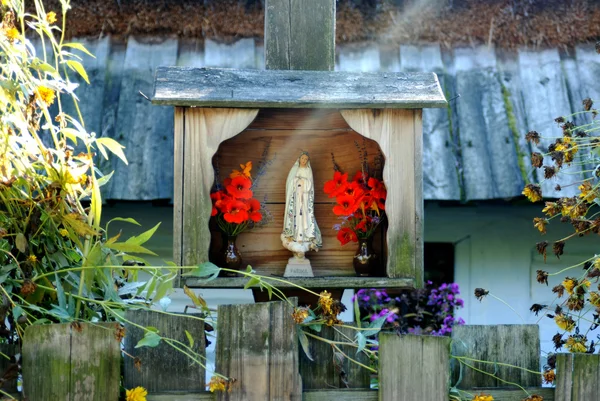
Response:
[[211, 190, 230, 215], [226, 176, 253, 199], [353, 171, 369, 185], [222, 200, 250, 224], [337, 227, 357, 245], [324, 171, 349, 198], [333, 195, 359, 216], [247, 198, 262, 223], [367, 177, 386, 210], [355, 218, 369, 233], [343, 181, 365, 200]]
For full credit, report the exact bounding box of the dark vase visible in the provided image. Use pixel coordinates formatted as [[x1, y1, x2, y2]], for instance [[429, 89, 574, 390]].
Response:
[[353, 237, 377, 277], [219, 235, 243, 277]]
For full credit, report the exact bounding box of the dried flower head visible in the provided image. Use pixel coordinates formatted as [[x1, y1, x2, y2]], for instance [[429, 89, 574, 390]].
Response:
[[529, 303, 546, 316], [318, 290, 333, 314], [546, 353, 556, 369], [522, 184, 543, 203], [589, 291, 600, 307], [552, 333, 565, 350], [554, 314, 575, 332], [474, 288, 489, 301], [525, 131, 541, 144], [565, 335, 587, 353], [207, 376, 229, 393], [536, 269, 549, 285], [536, 242, 548, 262], [566, 295, 584, 311], [542, 369, 555, 384], [134, 357, 142, 372], [20, 279, 36, 296], [555, 184, 562, 192], [542, 202, 560, 217], [553, 241, 565, 259], [552, 284, 565, 298], [291, 307, 310, 324], [533, 218, 548, 234], [522, 395, 544, 401], [114, 324, 126, 342], [555, 116, 565, 124], [472, 394, 494, 401], [543, 166, 556, 179], [531, 152, 543, 168], [583, 98, 594, 112]]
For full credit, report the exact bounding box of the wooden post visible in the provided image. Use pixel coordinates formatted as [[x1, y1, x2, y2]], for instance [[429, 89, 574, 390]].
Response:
[[451, 325, 541, 388], [299, 324, 371, 389], [215, 300, 301, 400], [265, 0, 335, 71], [123, 310, 206, 392], [378, 334, 450, 401], [22, 323, 121, 401], [556, 353, 600, 401]]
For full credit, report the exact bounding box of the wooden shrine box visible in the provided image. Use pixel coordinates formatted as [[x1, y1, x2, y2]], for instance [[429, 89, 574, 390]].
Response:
[[152, 68, 446, 290]]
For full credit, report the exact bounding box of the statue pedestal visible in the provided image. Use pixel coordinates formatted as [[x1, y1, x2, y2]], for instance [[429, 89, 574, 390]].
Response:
[[283, 257, 314, 277]]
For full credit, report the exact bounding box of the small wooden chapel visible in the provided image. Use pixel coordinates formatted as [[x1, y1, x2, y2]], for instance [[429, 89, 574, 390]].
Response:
[[152, 0, 446, 293]]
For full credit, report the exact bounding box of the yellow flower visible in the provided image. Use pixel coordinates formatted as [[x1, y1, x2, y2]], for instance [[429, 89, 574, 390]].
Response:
[[472, 394, 494, 401], [207, 376, 227, 393], [562, 278, 576, 295], [59, 228, 69, 237], [542, 202, 559, 217], [125, 386, 147, 401], [542, 369, 555, 384], [5, 27, 19, 41], [46, 11, 57, 24], [27, 254, 37, 263], [589, 291, 600, 307], [318, 290, 333, 314], [578, 181, 596, 203], [36, 86, 55, 105], [533, 218, 547, 234], [565, 335, 587, 353], [522, 184, 542, 203], [291, 307, 309, 324], [554, 314, 575, 332]]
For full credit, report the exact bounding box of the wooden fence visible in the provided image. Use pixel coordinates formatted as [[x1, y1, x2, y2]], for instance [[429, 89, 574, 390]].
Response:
[[15, 300, 600, 400]]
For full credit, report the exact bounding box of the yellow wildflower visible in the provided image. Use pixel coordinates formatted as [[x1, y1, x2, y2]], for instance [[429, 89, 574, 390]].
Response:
[[565, 335, 587, 353], [59, 228, 69, 237], [533, 218, 547, 234], [542, 202, 559, 217], [5, 27, 19, 41], [207, 376, 227, 393], [589, 291, 600, 307], [542, 369, 555, 384], [523, 395, 544, 401], [291, 307, 309, 324], [522, 184, 542, 203], [36, 86, 55, 105], [562, 278, 576, 295], [46, 11, 57, 24], [472, 394, 494, 401], [125, 386, 147, 401], [318, 290, 333, 314], [578, 181, 596, 203], [554, 314, 575, 332], [27, 254, 37, 263]]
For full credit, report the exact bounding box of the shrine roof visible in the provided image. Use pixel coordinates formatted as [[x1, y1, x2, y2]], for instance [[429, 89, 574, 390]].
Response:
[[152, 67, 447, 109]]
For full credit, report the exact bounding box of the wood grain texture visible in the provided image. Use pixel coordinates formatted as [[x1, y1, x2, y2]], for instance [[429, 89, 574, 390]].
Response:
[[174, 107, 184, 269], [214, 126, 382, 203], [378, 334, 450, 401], [555, 353, 573, 401], [22, 323, 120, 401], [185, 276, 415, 289], [264, 0, 291, 70], [248, 108, 349, 130], [180, 108, 259, 266], [152, 68, 447, 109], [148, 394, 214, 401], [299, 324, 370, 390], [216, 300, 301, 401], [123, 310, 206, 392], [451, 325, 541, 389], [340, 109, 422, 284]]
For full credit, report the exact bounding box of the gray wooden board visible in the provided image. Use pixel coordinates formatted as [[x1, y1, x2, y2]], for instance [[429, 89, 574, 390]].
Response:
[[152, 67, 447, 109], [299, 324, 370, 390], [451, 325, 541, 389], [123, 310, 206, 392], [378, 334, 451, 401], [22, 323, 120, 401], [185, 276, 415, 289], [556, 353, 600, 401], [216, 300, 301, 400]]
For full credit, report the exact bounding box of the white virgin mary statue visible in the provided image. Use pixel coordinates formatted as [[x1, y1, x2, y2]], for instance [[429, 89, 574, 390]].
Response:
[[281, 152, 322, 275]]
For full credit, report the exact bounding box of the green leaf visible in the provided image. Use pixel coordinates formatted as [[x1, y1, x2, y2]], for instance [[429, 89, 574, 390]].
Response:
[[182, 262, 220, 279], [55, 273, 67, 311], [96, 137, 127, 165], [183, 285, 208, 310], [12, 306, 23, 321], [356, 332, 366, 354], [243, 277, 260, 290], [125, 223, 160, 247], [65, 60, 90, 84], [135, 331, 161, 348], [185, 330, 194, 348], [308, 324, 322, 333], [152, 274, 174, 302], [106, 242, 157, 256], [297, 328, 312, 361], [91, 174, 102, 229], [96, 170, 114, 188], [62, 42, 95, 58], [117, 281, 146, 296], [245, 265, 253, 273], [15, 233, 27, 253], [362, 313, 389, 337]]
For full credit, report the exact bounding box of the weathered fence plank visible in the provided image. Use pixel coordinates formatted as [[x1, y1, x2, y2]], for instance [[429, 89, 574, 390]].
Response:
[[556, 353, 600, 401], [451, 325, 541, 388], [0, 344, 19, 393], [124, 310, 206, 392], [299, 324, 370, 389], [216, 300, 301, 400], [22, 323, 120, 401], [378, 334, 450, 401]]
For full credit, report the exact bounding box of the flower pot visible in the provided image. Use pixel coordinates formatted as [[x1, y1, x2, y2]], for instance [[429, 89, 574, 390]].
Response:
[[353, 237, 377, 277], [218, 235, 243, 277]]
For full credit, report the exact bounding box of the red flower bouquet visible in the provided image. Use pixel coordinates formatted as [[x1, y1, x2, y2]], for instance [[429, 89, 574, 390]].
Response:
[[324, 170, 386, 245], [211, 161, 263, 236]]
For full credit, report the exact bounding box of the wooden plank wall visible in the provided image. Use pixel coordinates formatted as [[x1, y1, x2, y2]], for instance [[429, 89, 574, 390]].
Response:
[[556, 353, 600, 401], [209, 109, 386, 277]]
